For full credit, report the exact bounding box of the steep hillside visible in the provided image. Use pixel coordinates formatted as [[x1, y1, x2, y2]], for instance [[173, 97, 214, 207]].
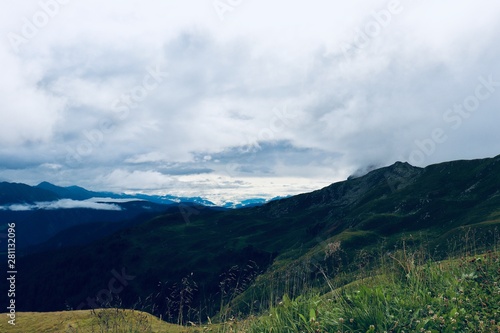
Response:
[[8, 155, 500, 323]]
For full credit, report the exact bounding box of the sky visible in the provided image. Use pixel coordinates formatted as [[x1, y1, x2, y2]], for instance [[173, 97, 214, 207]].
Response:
[[1, 0, 500, 204]]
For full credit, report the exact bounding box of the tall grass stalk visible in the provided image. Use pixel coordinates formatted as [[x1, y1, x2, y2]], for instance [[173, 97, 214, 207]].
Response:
[[244, 241, 500, 333]]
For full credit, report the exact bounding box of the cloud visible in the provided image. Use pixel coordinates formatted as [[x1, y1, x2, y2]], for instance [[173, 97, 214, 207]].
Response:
[[0, 199, 121, 211], [1, 1, 500, 202], [97, 169, 176, 192], [0, 47, 64, 146], [86, 197, 144, 203]]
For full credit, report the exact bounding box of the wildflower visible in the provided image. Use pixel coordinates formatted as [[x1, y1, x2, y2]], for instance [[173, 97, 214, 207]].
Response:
[[462, 273, 477, 280], [325, 241, 342, 259]]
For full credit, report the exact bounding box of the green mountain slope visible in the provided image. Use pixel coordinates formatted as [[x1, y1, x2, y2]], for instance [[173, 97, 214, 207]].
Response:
[[11, 155, 500, 323]]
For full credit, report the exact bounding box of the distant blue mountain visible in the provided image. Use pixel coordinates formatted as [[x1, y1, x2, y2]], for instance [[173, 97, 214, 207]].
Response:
[[130, 193, 215, 206], [36, 181, 99, 200], [0, 182, 60, 204], [222, 196, 291, 208], [34, 182, 272, 208], [223, 198, 267, 209], [35, 182, 217, 206], [0, 181, 274, 209]]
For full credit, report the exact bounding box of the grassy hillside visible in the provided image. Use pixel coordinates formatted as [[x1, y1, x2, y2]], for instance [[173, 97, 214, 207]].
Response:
[[0, 309, 193, 333], [243, 249, 500, 333], [8, 155, 500, 324], [3, 248, 498, 332]]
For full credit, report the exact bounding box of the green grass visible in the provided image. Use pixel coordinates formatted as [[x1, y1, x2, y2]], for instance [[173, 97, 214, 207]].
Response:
[[0, 309, 199, 333], [243, 250, 500, 333]]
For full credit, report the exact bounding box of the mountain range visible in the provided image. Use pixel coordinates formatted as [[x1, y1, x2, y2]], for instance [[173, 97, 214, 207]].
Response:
[[0, 182, 277, 252], [0, 181, 214, 206], [0, 181, 283, 208], [1, 155, 499, 324]]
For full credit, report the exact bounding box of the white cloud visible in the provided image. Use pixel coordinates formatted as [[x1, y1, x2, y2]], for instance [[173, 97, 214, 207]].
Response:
[[0, 199, 121, 211], [98, 169, 176, 192], [2, 204, 32, 212], [87, 197, 144, 203], [124, 152, 169, 164], [0, 47, 64, 145], [40, 163, 63, 170], [0, 0, 500, 202]]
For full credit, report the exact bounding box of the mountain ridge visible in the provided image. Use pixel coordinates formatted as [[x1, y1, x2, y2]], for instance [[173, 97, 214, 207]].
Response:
[[0, 182, 60, 204], [0, 180, 290, 209]]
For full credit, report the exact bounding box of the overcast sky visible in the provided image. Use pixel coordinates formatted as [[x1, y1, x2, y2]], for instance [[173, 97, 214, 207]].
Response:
[[1, 0, 500, 204]]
